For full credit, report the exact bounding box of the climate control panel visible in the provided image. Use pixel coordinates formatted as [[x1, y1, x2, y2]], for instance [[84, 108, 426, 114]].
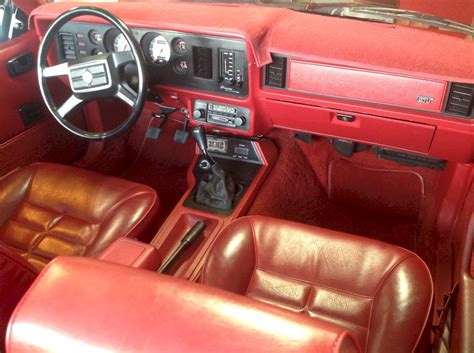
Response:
[[193, 100, 250, 131]]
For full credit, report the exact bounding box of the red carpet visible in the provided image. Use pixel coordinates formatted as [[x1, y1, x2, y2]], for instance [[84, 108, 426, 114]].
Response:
[[249, 130, 441, 264]]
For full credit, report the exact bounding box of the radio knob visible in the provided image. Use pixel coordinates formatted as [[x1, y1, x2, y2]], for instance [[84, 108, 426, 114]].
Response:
[[234, 116, 246, 127], [193, 109, 206, 120]]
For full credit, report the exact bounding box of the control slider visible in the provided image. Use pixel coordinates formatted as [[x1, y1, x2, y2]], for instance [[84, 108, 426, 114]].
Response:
[[157, 221, 206, 273]]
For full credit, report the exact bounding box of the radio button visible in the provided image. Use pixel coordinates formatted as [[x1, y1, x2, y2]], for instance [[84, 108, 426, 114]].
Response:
[[234, 116, 246, 127], [193, 109, 206, 120]]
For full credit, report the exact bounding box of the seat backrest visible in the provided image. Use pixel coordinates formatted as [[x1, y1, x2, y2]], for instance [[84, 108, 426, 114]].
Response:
[[0, 163, 158, 271], [0, 242, 37, 351], [7, 257, 362, 353], [201, 216, 434, 353]]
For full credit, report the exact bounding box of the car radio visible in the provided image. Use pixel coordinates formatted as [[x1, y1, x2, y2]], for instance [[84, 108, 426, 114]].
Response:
[[192, 100, 250, 131]]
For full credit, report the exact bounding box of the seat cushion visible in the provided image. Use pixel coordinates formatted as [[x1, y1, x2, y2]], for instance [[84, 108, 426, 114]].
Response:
[[201, 216, 433, 353], [0, 163, 158, 271]]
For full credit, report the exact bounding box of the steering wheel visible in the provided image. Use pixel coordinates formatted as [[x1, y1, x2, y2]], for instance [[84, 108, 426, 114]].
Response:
[[37, 7, 147, 140]]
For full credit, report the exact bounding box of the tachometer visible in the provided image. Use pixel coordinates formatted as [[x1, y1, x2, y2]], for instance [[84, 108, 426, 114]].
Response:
[[113, 33, 131, 52], [148, 35, 171, 64]]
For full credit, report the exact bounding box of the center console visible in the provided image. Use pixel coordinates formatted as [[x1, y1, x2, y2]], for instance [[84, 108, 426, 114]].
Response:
[[150, 131, 277, 280]]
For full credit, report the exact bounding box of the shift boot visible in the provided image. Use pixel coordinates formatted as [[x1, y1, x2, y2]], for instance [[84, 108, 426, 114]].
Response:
[[195, 163, 236, 210]]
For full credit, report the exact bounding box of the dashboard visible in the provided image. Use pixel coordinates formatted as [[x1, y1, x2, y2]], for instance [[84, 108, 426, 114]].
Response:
[[57, 22, 249, 98], [32, 2, 473, 163]]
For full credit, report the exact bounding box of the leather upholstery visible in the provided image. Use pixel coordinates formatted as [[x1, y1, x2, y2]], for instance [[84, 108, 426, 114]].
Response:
[[201, 216, 433, 353], [0, 242, 36, 350], [0, 163, 158, 271], [6, 257, 362, 353]]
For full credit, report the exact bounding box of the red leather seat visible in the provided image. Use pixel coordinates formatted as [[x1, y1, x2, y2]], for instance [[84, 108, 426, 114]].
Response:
[[201, 216, 433, 353], [0, 163, 159, 271], [0, 163, 158, 349], [6, 257, 363, 353]]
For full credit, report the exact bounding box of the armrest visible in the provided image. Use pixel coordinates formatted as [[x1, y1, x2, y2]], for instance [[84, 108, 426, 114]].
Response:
[[98, 238, 161, 270], [7, 257, 362, 353]]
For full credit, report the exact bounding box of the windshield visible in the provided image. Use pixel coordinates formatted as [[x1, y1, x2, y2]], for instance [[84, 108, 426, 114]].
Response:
[[192, 0, 474, 28]]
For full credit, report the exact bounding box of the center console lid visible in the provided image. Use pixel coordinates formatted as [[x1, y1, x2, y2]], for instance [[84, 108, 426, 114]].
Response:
[[7, 257, 362, 353]]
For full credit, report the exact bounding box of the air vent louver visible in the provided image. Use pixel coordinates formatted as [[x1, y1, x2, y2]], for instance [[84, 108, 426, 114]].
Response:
[[58, 32, 77, 61], [265, 55, 287, 89], [445, 83, 474, 118]]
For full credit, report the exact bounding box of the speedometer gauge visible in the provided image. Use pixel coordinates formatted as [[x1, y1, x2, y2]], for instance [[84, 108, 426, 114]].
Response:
[[148, 35, 171, 64], [113, 34, 130, 52]]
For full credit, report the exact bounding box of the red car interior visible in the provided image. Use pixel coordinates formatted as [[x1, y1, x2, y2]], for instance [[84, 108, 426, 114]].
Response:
[[0, 0, 472, 352]]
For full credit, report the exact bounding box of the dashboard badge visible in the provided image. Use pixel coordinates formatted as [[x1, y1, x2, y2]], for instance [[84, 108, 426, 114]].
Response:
[[416, 96, 434, 104]]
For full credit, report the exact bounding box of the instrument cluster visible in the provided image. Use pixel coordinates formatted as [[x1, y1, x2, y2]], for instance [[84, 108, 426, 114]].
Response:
[[57, 22, 248, 97], [87, 28, 191, 76]]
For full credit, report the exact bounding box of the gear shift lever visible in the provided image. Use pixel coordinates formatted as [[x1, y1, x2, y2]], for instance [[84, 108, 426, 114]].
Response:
[[191, 125, 236, 210], [191, 125, 215, 166]]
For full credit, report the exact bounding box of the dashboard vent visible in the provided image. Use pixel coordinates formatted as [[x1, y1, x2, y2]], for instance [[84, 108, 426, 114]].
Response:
[[265, 55, 287, 89], [58, 32, 77, 61], [445, 83, 474, 118]]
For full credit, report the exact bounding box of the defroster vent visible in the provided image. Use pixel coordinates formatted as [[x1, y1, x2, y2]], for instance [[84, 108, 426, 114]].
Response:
[[445, 82, 474, 118], [58, 32, 77, 61], [265, 55, 287, 89]]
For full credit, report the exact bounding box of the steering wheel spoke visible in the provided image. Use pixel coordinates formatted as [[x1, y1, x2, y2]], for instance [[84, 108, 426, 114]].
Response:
[[43, 63, 70, 78], [112, 51, 135, 67], [57, 95, 84, 119], [116, 83, 137, 107]]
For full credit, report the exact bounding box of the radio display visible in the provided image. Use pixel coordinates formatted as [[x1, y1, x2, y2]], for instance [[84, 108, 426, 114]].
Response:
[[208, 103, 237, 115], [207, 137, 228, 153]]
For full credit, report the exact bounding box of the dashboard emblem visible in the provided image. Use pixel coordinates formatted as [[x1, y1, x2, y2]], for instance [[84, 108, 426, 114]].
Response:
[[416, 96, 434, 104], [82, 71, 93, 85]]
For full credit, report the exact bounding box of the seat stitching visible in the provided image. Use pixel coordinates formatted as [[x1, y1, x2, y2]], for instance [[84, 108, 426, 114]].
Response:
[[244, 217, 259, 296], [254, 293, 369, 331], [364, 255, 413, 350], [6, 218, 47, 233], [255, 267, 374, 299], [24, 200, 98, 225], [94, 190, 157, 240], [5, 218, 94, 248]]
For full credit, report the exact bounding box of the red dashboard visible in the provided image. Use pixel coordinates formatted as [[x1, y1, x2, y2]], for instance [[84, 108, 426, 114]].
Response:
[[31, 2, 474, 162]]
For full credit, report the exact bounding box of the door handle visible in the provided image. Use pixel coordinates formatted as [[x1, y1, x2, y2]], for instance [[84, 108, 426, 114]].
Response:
[[7, 52, 34, 77]]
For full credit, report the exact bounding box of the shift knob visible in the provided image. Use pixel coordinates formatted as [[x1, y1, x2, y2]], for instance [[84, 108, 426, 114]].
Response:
[[191, 125, 215, 165]]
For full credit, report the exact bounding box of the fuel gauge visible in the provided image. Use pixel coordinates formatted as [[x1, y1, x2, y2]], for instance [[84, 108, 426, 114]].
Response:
[[172, 38, 187, 54]]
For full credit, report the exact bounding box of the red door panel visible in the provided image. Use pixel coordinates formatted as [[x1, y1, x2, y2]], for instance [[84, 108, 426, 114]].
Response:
[[0, 30, 86, 175], [0, 30, 41, 143]]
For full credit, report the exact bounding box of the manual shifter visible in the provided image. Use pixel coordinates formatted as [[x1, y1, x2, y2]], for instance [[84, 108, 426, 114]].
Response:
[[191, 126, 236, 210]]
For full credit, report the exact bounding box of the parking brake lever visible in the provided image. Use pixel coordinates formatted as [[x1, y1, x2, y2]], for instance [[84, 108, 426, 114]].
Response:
[[157, 221, 206, 273]]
